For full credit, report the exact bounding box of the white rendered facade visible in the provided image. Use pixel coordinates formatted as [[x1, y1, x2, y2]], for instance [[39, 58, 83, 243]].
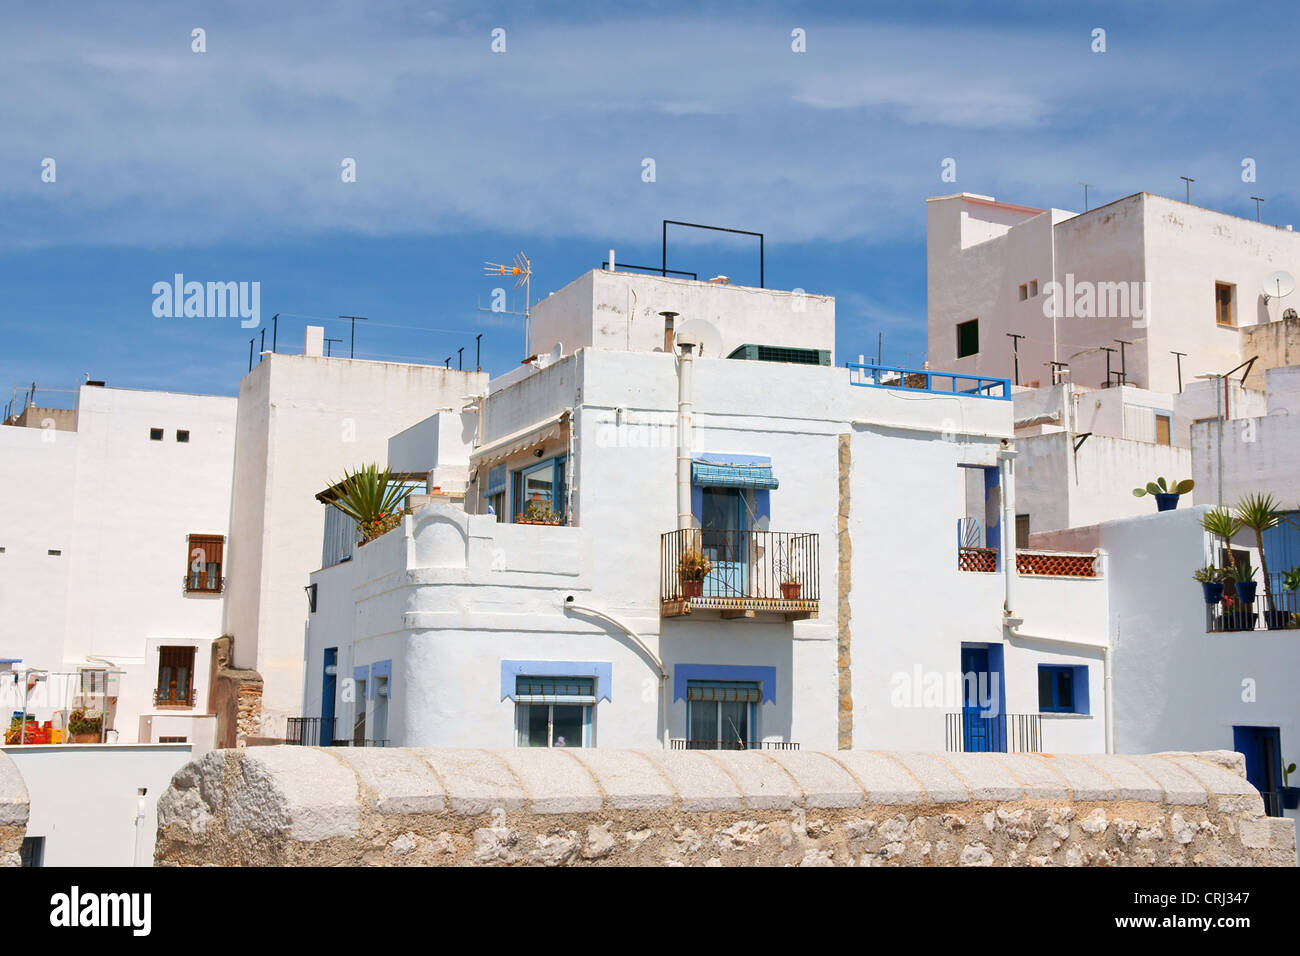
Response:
[[928, 191, 1300, 395], [305, 272, 1110, 755], [0, 384, 236, 745]]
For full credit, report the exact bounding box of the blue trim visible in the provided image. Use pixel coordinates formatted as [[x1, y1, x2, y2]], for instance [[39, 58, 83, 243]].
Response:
[[353, 664, 370, 700], [673, 664, 776, 704], [846, 362, 1011, 401], [500, 660, 612, 702], [369, 659, 392, 700]]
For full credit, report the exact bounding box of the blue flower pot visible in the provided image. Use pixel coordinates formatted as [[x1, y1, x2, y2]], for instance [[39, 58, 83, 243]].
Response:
[[1235, 580, 1258, 604], [1201, 581, 1225, 604], [1154, 493, 1180, 511], [1283, 787, 1300, 811]]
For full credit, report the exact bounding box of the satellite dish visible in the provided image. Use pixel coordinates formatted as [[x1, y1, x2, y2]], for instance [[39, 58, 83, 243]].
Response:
[[1262, 270, 1295, 302], [550, 343, 563, 362], [674, 318, 723, 359]]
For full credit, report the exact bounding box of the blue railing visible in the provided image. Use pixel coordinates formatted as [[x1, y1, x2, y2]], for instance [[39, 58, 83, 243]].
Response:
[[846, 362, 1011, 401]]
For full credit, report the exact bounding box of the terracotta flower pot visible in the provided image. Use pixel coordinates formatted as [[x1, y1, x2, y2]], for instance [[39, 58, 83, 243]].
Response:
[[781, 582, 802, 600], [681, 579, 703, 599]]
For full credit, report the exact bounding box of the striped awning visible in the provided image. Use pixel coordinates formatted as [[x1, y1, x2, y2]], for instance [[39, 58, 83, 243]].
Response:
[[686, 680, 762, 703], [514, 676, 596, 705], [472, 410, 570, 466], [691, 461, 778, 490]]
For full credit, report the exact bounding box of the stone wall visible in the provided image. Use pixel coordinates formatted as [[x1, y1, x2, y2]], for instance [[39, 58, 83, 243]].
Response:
[[0, 750, 30, 867], [155, 747, 1296, 867], [209, 636, 264, 749]]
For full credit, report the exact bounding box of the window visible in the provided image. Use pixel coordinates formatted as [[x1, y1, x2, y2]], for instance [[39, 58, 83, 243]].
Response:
[[1215, 282, 1235, 326], [956, 318, 979, 358], [686, 680, 760, 749], [176, 430, 190, 443], [1015, 514, 1031, 550], [47, 549, 61, 556], [185, 534, 224, 592], [1038, 665, 1088, 714], [1018, 283, 1028, 301], [1155, 413, 1172, 446], [156, 646, 197, 707], [372, 675, 390, 743], [514, 676, 594, 747], [353, 677, 367, 745], [305, 583, 317, 612], [158, 736, 188, 743], [149, 428, 163, 441], [20, 837, 43, 868], [1029, 279, 1039, 297], [512, 455, 566, 523]]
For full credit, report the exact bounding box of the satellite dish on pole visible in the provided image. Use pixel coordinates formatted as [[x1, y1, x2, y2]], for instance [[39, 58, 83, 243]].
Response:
[[1262, 270, 1295, 303], [673, 318, 723, 359]]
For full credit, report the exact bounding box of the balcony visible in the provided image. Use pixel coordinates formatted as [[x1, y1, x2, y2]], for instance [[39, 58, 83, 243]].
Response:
[[661, 529, 820, 620], [847, 361, 1010, 401], [284, 717, 388, 747], [1206, 586, 1300, 633], [670, 739, 800, 751], [945, 713, 1043, 753]]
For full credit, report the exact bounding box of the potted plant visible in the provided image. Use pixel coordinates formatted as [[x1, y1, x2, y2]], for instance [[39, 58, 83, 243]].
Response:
[[68, 708, 103, 743], [1232, 553, 1258, 605], [677, 548, 713, 599], [1220, 595, 1258, 632], [1132, 476, 1194, 511], [780, 571, 803, 601], [326, 463, 413, 545], [516, 500, 563, 525], [1193, 566, 1224, 604], [1283, 762, 1300, 811], [1275, 566, 1300, 630], [1235, 493, 1284, 623]]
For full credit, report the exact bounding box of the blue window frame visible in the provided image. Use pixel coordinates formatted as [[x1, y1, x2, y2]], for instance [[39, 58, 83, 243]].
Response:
[[512, 455, 566, 523], [686, 680, 760, 749], [514, 676, 594, 747], [1038, 664, 1088, 714]]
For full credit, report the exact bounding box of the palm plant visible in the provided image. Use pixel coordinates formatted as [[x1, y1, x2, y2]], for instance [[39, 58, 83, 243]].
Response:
[[327, 464, 411, 543], [1234, 493, 1284, 616], [1200, 507, 1241, 570]]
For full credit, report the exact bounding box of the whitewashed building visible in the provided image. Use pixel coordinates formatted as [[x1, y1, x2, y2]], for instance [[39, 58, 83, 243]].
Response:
[[303, 269, 1111, 755]]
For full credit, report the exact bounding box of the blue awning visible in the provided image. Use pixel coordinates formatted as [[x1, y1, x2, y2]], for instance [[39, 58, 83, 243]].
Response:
[[482, 464, 507, 498], [691, 461, 778, 490]]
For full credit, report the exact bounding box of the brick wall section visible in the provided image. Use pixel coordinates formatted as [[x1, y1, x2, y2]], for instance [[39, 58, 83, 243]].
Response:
[[0, 751, 29, 867], [155, 748, 1296, 867], [836, 433, 852, 750]]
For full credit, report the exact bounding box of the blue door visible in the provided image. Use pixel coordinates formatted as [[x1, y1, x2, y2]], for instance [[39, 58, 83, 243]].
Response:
[[701, 488, 749, 598], [321, 648, 337, 747], [961, 646, 1004, 752], [1234, 725, 1283, 817], [1263, 513, 1300, 614]]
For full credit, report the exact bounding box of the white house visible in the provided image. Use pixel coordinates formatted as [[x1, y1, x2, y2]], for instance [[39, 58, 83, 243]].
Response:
[[303, 269, 1110, 756]]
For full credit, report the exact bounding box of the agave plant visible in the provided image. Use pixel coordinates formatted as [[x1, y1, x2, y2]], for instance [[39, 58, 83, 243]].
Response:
[[1132, 476, 1194, 498], [1234, 493, 1285, 616], [327, 464, 411, 543]]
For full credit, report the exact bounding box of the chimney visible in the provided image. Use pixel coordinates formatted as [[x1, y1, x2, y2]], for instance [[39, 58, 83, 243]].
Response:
[[661, 311, 678, 353], [304, 325, 325, 357]]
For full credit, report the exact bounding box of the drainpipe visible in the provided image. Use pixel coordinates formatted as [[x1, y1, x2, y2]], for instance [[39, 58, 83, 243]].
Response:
[[674, 328, 694, 532], [133, 787, 148, 866], [563, 597, 670, 748], [999, 445, 1018, 615]]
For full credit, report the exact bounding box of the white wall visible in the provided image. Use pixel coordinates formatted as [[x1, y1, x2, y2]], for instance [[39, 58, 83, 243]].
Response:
[[2, 743, 192, 866], [223, 354, 488, 729]]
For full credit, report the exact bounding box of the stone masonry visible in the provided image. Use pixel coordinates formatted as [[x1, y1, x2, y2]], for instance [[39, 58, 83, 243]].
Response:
[[0, 750, 30, 867], [155, 747, 1296, 867]]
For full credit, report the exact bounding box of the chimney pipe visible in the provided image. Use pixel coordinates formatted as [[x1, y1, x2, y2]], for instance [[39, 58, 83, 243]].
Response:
[[661, 310, 678, 354]]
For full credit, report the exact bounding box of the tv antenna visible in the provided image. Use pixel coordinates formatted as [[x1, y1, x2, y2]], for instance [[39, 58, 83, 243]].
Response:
[[482, 253, 532, 357]]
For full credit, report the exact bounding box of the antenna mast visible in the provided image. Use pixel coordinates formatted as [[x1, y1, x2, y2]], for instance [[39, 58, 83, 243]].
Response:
[[483, 253, 532, 357]]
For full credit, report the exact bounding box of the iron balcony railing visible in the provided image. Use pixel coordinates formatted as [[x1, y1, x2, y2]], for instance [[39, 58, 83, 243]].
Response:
[[661, 529, 820, 606], [182, 575, 226, 594], [847, 362, 1011, 401], [1207, 586, 1300, 633], [945, 713, 1042, 753], [670, 739, 800, 751], [153, 687, 196, 708], [284, 716, 387, 747]]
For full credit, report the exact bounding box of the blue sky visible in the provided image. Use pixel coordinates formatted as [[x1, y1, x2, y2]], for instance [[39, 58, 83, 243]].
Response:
[[3, 0, 1298, 401]]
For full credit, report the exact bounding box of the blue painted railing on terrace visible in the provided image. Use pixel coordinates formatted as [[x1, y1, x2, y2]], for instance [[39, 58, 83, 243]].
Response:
[[846, 362, 1011, 401]]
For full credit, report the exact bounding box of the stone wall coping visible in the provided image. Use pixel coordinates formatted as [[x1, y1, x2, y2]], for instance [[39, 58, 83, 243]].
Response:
[[160, 747, 1269, 839]]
